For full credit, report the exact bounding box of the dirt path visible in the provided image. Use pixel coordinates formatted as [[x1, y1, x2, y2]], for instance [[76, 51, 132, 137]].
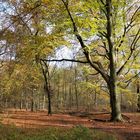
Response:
[[0, 110, 140, 140]]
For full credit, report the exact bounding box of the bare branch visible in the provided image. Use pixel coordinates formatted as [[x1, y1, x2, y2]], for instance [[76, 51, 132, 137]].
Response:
[[40, 58, 89, 64]]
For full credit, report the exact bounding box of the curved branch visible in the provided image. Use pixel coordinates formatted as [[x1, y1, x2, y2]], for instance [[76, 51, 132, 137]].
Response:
[[61, 0, 109, 82]]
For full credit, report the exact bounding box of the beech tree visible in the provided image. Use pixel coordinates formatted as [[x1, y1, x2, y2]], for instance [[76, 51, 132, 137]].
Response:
[[0, 0, 139, 121], [52, 0, 140, 121]]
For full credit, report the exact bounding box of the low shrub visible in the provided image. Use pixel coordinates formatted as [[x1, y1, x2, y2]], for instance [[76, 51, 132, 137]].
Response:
[[0, 124, 117, 140]]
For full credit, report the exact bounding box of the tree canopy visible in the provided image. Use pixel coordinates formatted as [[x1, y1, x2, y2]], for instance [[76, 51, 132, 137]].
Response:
[[0, 0, 140, 121]]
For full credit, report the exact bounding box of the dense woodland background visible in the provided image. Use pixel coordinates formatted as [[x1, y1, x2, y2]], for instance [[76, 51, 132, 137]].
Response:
[[0, 0, 140, 121]]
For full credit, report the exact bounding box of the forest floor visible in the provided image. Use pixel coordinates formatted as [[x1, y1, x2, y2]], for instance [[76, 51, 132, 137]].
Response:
[[0, 109, 140, 140]]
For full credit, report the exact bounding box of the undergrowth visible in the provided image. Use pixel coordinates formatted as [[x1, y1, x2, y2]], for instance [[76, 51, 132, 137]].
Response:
[[0, 124, 117, 140]]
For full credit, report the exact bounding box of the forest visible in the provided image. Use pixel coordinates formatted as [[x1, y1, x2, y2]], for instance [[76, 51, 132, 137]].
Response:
[[0, 0, 140, 140]]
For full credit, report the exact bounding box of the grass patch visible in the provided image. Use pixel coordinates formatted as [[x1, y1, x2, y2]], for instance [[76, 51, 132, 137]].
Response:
[[0, 124, 117, 140]]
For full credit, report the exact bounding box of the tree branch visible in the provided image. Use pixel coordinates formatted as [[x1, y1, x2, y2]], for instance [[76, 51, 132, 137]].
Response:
[[61, 0, 109, 82], [117, 6, 140, 48], [117, 28, 140, 75], [0, 1, 41, 37], [124, 72, 140, 88], [40, 58, 89, 64]]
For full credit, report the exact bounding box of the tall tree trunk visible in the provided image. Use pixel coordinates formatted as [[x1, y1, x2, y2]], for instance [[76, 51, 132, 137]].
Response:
[[57, 82, 60, 109], [30, 91, 34, 112], [26, 102, 28, 111], [40, 61, 52, 115], [47, 86, 52, 115], [63, 70, 67, 109], [44, 80, 52, 115], [108, 81, 122, 121], [137, 81, 140, 112], [20, 100, 23, 110], [42, 94, 46, 110], [107, 47, 122, 121], [31, 99, 34, 112], [69, 83, 72, 110], [25, 92, 28, 111], [74, 68, 79, 110], [108, 55, 122, 121], [106, 0, 122, 121], [20, 92, 23, 110], [94, 90, 97, 108], [5, 98, 8, 108]]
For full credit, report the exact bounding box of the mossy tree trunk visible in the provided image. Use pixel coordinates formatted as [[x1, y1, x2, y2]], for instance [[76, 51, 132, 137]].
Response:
[[105, 0, 122, 121]]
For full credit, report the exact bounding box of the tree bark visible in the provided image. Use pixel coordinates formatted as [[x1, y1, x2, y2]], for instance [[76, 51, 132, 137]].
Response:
[[106, 0, 122, 121], [42, 94, 46, 110], [40, 60, 52, 115], [30, 91, 34, 112], [31, 99, 34, 112], [108, 81, 122, 121], [107, 48, 122, 121], [74, 68, 79, 110], [44, 80, 52, 115], [94, 90, 97, 107], [47, 86, 52, 115], [137, 81, 140, 112]]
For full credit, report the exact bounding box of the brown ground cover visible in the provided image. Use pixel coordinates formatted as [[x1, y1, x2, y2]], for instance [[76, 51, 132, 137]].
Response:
[[0, 109, 140, 140]]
